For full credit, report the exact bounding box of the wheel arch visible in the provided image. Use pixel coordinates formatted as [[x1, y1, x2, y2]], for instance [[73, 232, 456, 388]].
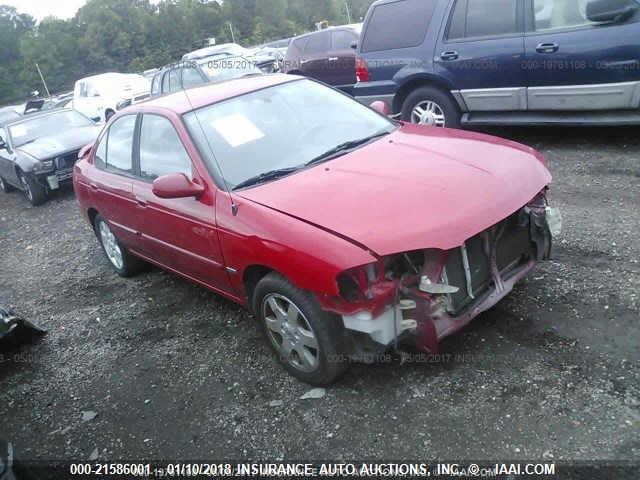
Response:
[[393, 75, 455, 113], [243, 264, 276, 313]]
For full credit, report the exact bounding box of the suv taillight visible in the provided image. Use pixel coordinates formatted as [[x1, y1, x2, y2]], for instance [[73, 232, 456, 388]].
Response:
[[355, 57, 370, 83]]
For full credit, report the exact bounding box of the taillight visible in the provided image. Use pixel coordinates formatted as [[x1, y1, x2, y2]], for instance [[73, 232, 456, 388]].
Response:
[[355, 57, 370, 83]]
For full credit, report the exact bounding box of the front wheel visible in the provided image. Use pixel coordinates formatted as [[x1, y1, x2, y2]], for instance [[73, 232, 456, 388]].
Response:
[[18, 171, 47, 206], [401, 86, 461, 129], [253, 272, 349, 386], [94, 214, 145, 277]]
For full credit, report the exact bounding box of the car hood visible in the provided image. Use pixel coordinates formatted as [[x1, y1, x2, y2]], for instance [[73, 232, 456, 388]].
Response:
[[237, 124, 552, 257], [17, 125, 102, 160]]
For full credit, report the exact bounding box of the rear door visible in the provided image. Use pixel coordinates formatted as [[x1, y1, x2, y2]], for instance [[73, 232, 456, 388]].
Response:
[[524, 0, 640, 110], [300, 31, 332, 84], [329, 29, 359, 92], [90, 114, 139, 247], [434, 0, 527, 111], [130, 113, 230, 292]]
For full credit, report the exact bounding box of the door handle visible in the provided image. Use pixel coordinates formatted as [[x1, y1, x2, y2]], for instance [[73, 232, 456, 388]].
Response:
[[440, 51, 459, 61], [328, 57, 339, 62], [89, 183, 98, 191], [536, 42, 559, 54], [300, 58, 311, 65], [135, 196, 147, 207]]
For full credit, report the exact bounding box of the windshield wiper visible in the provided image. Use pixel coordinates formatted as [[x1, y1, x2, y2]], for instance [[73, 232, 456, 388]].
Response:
[[305, 130, 391, 167], [233, 166, 300, 190]]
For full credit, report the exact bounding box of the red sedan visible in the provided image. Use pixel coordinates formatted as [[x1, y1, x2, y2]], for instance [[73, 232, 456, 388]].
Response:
[[74, 74, 561, 385]]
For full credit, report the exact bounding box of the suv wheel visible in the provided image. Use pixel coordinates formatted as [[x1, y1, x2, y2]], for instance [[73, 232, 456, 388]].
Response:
[[402, 86, 461, 129], [94, 214, 145, 277], [18, 171, 47, 206], [253, 272, 349, 386], [0, 176, 14, 193]]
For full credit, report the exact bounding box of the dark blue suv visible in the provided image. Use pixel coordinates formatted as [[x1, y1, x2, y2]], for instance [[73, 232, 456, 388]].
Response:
[[353, 0, 640, 127]]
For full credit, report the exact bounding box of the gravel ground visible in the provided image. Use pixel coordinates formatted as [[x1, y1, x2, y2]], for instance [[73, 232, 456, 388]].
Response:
[[0, 127, 638, 469]]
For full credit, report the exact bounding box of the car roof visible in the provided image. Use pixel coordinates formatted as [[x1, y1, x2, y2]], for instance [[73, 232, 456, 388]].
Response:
[[294, 24, 362, 40], [128, 73, 300, 115], [3, 108, 75, 127]]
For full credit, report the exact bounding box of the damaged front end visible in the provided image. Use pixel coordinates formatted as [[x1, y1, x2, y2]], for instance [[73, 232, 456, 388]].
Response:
[[320, 192, 561, 357]]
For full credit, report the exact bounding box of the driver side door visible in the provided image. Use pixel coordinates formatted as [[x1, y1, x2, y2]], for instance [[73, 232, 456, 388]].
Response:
[[130, 113, 231, 293]]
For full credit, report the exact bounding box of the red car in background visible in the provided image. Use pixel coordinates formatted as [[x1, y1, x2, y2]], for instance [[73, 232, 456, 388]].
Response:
[[73, 74, 560, 385]]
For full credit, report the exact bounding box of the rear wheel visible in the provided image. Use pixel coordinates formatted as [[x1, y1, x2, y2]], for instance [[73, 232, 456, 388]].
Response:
[[253, 272, 349, 386], [402, 86, 461, 129], [0, 176, 15, 193], [94, 214, 145, 277], [17, 171, 47, 206]]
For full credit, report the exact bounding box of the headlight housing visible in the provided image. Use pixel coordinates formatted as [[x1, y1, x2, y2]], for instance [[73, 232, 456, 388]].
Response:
[[33, 159, 54, 172]]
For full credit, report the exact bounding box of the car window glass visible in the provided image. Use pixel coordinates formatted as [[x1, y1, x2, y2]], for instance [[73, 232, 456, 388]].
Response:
[[94, 133, 107, 168], [449, 0, 519, 39], [168, 69, 181, 92], [182, 65, 205, 88], [332, 30, 356, 50], [79, 82, 88, 97], [304, 32, 331, 54], [151, 74, 161, 95], [139, 114, 192, 181], [361, 0, 436, 53], [533, 0, 595, 31], [161, 72, 170, 93], [105, 115, 136, 174]]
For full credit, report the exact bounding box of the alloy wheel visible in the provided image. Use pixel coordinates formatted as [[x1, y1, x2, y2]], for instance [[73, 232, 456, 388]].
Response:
[[99, 220, 124, 270], [411, 100, 446, 127], [19, 174, 33, 202], [261, 293, 320, 373]]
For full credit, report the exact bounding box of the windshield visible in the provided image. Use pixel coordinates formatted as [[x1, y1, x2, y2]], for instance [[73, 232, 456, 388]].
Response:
[[198, 56, 262, 83], [184, 79, 395, 189], [9, 110, 93, 148]]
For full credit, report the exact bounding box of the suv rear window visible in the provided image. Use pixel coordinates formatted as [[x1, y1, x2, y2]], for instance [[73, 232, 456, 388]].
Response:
[[361, 0, 436, 53], [448, 0, 520, 39]]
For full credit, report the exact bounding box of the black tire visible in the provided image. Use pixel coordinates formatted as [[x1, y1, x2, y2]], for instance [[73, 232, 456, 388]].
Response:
[[93, 214, 145, 277], [401, 86, 461, 129], [0, 175, 15, 193], [253, 272, 349, 386], [105, 109, 115, 122], [17, 171, 47, 206]]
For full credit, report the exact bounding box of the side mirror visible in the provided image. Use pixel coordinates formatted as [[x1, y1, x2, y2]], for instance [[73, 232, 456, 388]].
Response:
[[369, 100, 390, 116], [152, 173, 204, 199], [586, 0, 637, 22], [350, 41, 358, 50]]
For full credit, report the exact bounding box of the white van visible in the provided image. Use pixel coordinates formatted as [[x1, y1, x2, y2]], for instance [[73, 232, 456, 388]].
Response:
[[72, 73, 150, 123]]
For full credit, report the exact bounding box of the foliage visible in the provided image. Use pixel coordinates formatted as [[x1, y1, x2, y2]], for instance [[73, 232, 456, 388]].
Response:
[[0, 0, 375, 105]]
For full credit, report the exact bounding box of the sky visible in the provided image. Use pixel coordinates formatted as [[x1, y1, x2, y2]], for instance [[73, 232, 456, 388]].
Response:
[[3, 0, 88, 20]]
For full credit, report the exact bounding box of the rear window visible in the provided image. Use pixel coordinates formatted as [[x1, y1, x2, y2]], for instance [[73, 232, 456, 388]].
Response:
[[304, 31, 331, 54], [361, 0, 437, 53], [448, 0, 520, 39]]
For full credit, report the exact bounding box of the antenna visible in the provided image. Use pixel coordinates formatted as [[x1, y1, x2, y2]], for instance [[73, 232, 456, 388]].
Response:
[[35, 63, 51, 98]]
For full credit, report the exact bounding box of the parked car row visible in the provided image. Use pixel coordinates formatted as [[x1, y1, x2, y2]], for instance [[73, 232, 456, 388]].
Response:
[[278, 0, 640, 127]]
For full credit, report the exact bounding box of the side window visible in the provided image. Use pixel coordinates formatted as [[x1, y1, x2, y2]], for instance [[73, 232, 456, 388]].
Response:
[[105, 115, 136, 174], [448, 0, 519, 40], [304, 32, 331, 54], [138, 115, 192, 182], [182, 66, 205, 89], [161, 72, 171, 93], [94, 133, 107, 168], [332, 30, 357, 50], [361, 0, 437, 53], [79, 82, 88, 98], [151, 74, 161, 95], [533, 0, 596, 31], [168, 69, 181, 92]]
